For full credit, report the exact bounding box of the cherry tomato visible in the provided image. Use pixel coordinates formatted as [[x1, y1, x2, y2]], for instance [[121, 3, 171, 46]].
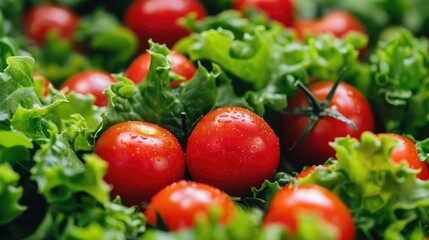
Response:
[[59, 70, 116, 107], [378, 133, 429, 180], [232, 0, 295, 27], [263, 184, 355, 240], [144, 180, 235, 231], [280, 81, 374, 168], [186, 106, 280, 196], [126, 51, 196, 86], [124, 0, 207, 51], [93, 121, 185, 206], [294, 11, 366, 40], [22, 4, 79, 45]]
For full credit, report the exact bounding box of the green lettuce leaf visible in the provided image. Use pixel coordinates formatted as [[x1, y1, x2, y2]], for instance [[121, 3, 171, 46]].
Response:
[[0, 130, 33, 165], [103, 42, 251, 144], [0, 56, 39, 121], [31, 129, 110, 204], [297, 132, 429, 239], [176, 10, 368, 112], [368, 30, 429, 138], [242, 172, 293, 210], [27, 196, 145, 240], [0, 163, 26, 225]]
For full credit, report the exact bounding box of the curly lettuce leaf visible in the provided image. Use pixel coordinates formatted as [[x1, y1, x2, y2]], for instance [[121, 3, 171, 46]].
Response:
[[27, 196, 145, 240], [0, 56, 39, 121], [177, 10, 368, 104], [296, 132, 429, 239], [46, 92, 104, 132], [31, 129, 110, 204], [368, 30, 429, 138], [242, 172, 293, 210], [0, 163, 26, 225], [103, 42, 252, 143]]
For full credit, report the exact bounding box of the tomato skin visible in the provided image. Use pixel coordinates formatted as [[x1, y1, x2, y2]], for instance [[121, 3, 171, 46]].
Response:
[[378, 133, 429, 180], [280, 81, 374, 168], [124, 0, 207, 51], [263, 185, 355, 240], [126, 51, 196, 86], [60, 70, 116, 107], [93, 121, 185, 206], [233, 0, 295, 27], [295, 165, 332, 179], [22, 4, 79, 45], [186, 106, 280, 196], [144, 180, 235, 231], [294, 11, 366, 39]]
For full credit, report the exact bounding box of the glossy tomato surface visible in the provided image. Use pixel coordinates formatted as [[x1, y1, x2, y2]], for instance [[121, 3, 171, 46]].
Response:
[[263, 185, 355, 240], [378, 133, 429, 180], [294, 10, 365, 39], [126, 51, 196, 86], [124, 0, 206, 50], [280, 81, 374, 168], [23, 4, 79, 45], [233, 0, 295, 27], [60, 70, 116, 106], [93, 121, 185, 206], [144, 180, 235, 231], [186, 106, 280, 196]]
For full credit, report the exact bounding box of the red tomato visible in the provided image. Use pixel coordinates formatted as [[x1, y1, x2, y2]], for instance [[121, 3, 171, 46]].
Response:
[[124, 0, 207, 51], [232, 0, 295, 27], [280, 81, 374, 168], [60, 70, 116, 107], [263, 184, 355, 240], [33, 73, 51, 97], [144, 180, 235, 231], [126, 51, 196, 86], [22, 4, 79, 45], [294, 11, 366, 39], [295, 165, 332, 179], [378, 133, 429, 180], [93, 121, 185, 206], [186, 106, 280, 196]]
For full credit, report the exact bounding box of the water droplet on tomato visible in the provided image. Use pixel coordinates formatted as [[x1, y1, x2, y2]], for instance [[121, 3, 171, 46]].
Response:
[[129, 133, 138, 139]]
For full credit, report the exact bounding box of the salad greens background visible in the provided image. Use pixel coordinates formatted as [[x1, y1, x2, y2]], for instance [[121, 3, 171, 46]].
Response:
[[1, 0, 429, 239]]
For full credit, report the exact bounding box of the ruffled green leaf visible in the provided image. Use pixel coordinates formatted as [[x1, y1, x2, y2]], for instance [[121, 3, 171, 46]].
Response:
[[31, 129, 110, 204], [0, 163, 26, 225], [368, 30, 429, 138], [298, 132, 429, 239]]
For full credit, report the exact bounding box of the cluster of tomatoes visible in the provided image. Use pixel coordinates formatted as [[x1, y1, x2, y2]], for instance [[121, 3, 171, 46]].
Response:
[[20, 0, 429, 238]]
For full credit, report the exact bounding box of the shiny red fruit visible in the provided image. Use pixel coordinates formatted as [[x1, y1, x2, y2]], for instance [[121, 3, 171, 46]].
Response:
[[145, 181, 235, 231], [126, 51, 196, 86], [124, 0, 207, 51], [60, 70, 116, 107], [94, 121, 186, 206], [23, 4, 79, 45]]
